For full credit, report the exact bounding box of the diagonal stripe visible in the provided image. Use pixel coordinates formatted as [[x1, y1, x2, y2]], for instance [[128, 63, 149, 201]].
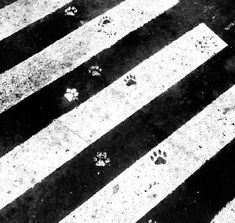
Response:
[[0, 0, 124, 73], [59, 85, 235, 223], [0, 0, 18, 9], [211, 198, 235, 223], [0, 0, 178, 114], [0, 0, 234, 157], [136, 139, 235, 223], [0, 23, 226, 210], [0, 46, 233, 222], [0, 0, 73, 41]]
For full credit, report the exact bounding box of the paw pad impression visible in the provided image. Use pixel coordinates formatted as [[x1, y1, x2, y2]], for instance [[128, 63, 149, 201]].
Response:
[[150, 149, 167, 165], [88, 65, 102, 76], [64, 88, 79, 102], [124, 74, 137, 86], [64, 6, 78, 16], [98, 16, 112, 28]]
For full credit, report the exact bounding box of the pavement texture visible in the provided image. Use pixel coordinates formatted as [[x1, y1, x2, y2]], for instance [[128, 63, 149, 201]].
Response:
[[0, 0, 234, 222]]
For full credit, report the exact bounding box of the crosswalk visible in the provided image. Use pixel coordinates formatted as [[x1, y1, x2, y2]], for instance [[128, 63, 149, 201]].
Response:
[[0, 0, 234, 222], [60, 85, 235, 223], [0, 0, 178, 114]]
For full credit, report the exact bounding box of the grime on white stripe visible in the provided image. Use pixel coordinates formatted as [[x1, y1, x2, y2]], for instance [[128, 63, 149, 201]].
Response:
[[59, 85, 235, 223], [211, 198, 235, 223], [0, 23, 227, 210], [0, 0, 179, 114], [0, 0, 73, 41]]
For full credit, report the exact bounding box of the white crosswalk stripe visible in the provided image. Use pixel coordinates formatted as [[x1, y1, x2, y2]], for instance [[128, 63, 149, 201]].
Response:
[[211, 198, 235, 223], [59, 83, 235, 223], [0, 0, 73, 41], [0, 0, 178, 114], [0, 23, 226, 211], [0, 0, 234, 222]]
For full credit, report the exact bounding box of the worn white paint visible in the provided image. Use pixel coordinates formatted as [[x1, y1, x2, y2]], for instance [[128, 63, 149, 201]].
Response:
[[58, 23, 227, 142], [211, 198, 235, 223], [0, 0, 178, 114], [64, 88, 79, 102], [0, 24, 227, 210], [0, 0, 73, 41], [59, 85, 235, 223], [64, 6, 78, 16]]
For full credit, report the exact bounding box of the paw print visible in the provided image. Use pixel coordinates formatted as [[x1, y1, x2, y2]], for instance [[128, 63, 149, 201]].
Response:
[[98, 16, 112, 28], [124, 75, 137, 86], [195, 36, 218, 54], [64, 88, 79, 102], [97, 16, 116, 37], [88, 65, 102, 76], [64, 6, 78, 16], [93, 152, 110, 167], [150, 150, 167, 165]]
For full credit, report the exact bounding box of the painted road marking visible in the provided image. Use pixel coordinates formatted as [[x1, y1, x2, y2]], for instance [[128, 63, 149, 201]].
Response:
[[0, 23, 227, 210], [211, 198, 235, 223], [0, 0, 178, 114], [0, 0, 73, 42], [59, 85, 235, 223]]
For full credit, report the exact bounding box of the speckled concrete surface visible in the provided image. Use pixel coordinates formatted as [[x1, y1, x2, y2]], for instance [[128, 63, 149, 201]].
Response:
[[59, 85, 235, 223], [0, 0, 178, 114], [0, 23, 226, 212], [0, 0, 234, 222], [0, 0, 73, 41]]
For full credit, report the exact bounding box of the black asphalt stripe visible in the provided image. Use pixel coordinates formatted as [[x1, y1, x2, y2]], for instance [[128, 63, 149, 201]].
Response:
[[0, 34, 234, 223], [0, 1, 234, 222], [0, 0, 124, 73], [0, 0, 17, 9], [0, 1, 191, 156], [0, 0, 233, 156], [137, 138, 235, 223]]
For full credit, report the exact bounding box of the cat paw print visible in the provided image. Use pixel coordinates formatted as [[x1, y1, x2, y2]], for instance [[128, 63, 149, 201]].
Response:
[[64, 6, 78, 16], [64, 88, 79, 102], [93, 152, 110, 167], [88, 65, 102, 76], [150, 150, 167, 165], [195, 35, 218, 54], [124, 75, 137, 86], [97, 16, 116, 37], [98, 16, 112, 28]]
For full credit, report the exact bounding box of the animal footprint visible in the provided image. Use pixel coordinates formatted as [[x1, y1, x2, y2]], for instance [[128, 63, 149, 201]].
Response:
[[195, 36, 218, 54], [93, 152, 110, 167], [150, 150, 167, 165], [98, 16, 112, 28], [124, 75, 137, 86], [64, 6, 78, 16], [88, 65, 102, 76], [64, 88, 79, 102], [97, 16, 116, 37]]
